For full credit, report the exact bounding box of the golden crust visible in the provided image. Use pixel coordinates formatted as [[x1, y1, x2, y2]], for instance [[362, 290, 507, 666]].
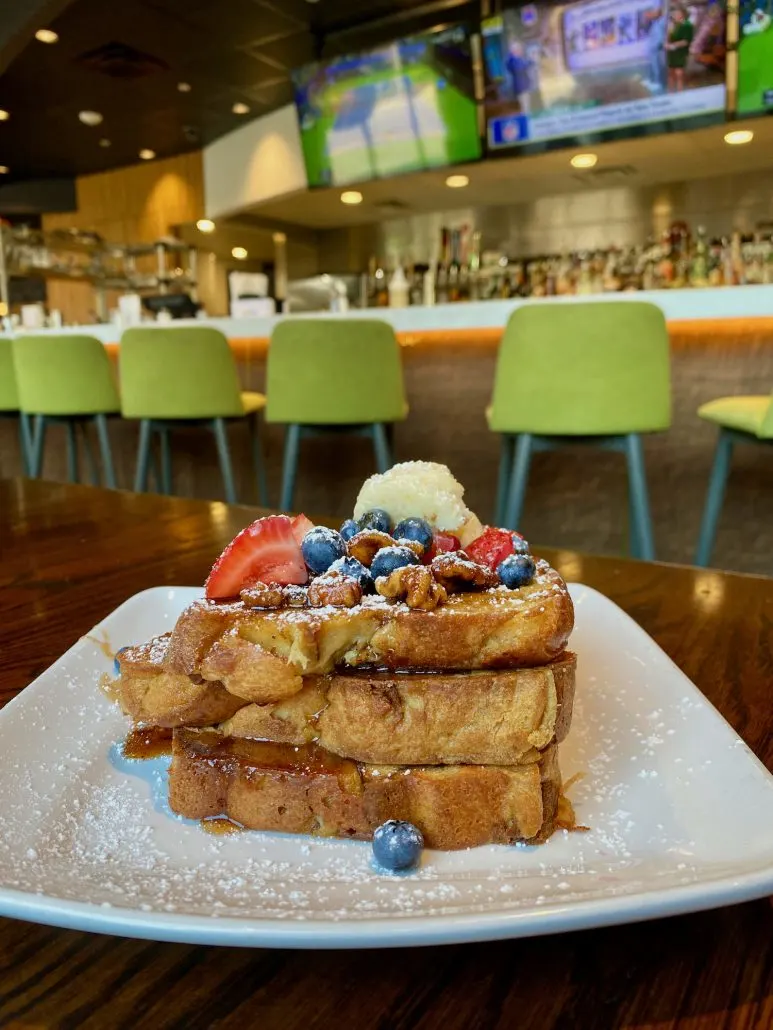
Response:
[[168, 730, 562, 849], [164, 559, 573, 679]]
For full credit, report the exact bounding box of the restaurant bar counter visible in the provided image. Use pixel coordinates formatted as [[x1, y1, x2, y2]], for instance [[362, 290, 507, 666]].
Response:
[[3, 287, 772, 576]]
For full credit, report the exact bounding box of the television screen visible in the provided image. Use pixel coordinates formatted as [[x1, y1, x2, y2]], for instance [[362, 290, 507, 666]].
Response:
[[737, 1, 773, 114], [482, 0, 727, 151], [292, 25, 482, 187]]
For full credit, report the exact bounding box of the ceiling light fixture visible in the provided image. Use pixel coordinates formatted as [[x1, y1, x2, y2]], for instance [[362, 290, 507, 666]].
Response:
[[272, 232, 287, 244], [570, 152, 598, 169], [0, 166, 8, 174], [177, 82, 192, 93], [724, 129, 753, 146], [138, 148, 156, 160], [99, 138, 111, 147], [231, 246, 248, 260], [445, 174, 469, 188], [196, 218, 216, 233], [232, 102, 250, 115], [78, 110, 103, 126], [341, 190, 363, 205], [0, 110, 9, 121], [35, 28, 59, 43]]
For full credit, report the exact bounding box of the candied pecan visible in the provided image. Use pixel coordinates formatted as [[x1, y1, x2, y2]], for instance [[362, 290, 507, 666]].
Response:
[[430, 551, 498, 592], [393, 537, 425, 558], [240, 583, 286, 608], [283, 585, 309, 608], [347, 529, 395, 566], [308, 571, 362, 608], [375, 564, 447, 611]]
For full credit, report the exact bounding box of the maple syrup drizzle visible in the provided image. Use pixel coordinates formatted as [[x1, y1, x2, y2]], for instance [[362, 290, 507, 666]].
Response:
[[201, 817, 242, 836], [122, 727, 173, 759]]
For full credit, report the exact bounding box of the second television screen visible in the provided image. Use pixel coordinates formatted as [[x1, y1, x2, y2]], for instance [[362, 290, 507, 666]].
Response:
[[483, 0, 726, 150]]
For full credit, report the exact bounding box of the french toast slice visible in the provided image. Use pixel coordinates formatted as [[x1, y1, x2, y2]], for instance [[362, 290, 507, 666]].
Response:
[[220, 655, 576, 766], [168, 729, 562, 849], [165, 559, 573, 684]]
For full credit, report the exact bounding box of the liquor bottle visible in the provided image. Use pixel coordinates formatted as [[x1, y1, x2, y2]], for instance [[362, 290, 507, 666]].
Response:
[[689, 226, 708, 287]]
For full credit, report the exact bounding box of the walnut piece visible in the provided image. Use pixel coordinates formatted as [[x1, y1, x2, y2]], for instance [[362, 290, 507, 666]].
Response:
[[430, 551, 498, 592], [375, 564, 448, 611], [308, 571, 363, 608], [347, 530, 395, 566], [240, 583, 286, 608], [393, 537, 425, 558]]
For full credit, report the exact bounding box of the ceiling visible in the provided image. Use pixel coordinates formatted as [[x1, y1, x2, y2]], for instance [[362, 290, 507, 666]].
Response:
[[236, 117, 773, 230], [0, 0, 475, 182]]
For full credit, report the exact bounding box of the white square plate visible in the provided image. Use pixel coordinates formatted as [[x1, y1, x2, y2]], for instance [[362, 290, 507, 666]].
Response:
[[1, 584, 772, 949]]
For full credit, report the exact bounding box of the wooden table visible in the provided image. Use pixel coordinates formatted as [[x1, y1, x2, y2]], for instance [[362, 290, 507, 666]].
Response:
[[1, 478, 772, 1030]]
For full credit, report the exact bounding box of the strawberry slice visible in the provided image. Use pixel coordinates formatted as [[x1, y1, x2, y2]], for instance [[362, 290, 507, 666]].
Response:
[[205, 515, 308, 599], [464, 526, 514, 571], [423, 531, 461, 564], [290, 513, 315, 546]]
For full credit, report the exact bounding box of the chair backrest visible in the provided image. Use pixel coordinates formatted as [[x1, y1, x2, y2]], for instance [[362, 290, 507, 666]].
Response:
[[0, 337, 19, 411], [489, 301, 672, 435], [760, 392, 773, 438], [265, 318, 406, 424], [120, 327, 244, 419], [12, 334, 120, 415]]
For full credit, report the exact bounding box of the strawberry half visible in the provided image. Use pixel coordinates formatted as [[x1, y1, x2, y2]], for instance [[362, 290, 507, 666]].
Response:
[[423, 531, 461, 564], [464, 526, 514, 571], [290, 513, 315, 546], [205, 515, 308, 599]]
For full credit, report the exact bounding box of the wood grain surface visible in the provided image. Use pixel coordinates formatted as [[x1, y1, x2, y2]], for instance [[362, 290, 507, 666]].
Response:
[[1, 479, 772, 1030]]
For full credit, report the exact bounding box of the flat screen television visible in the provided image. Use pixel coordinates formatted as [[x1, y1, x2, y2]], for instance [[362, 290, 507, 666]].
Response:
[[482, 0, 727, 152], [737, 1, 773, 114], [292, 24, 482, 187]]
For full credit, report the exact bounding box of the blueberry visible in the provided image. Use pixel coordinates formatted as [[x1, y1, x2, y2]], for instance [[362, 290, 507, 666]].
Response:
[[301, 526, 346, 575], [356, 508, 392, 534], [370, 545, 420, 581], [512, 534, 531, 556], [497, 554, 536, 588], [328, 555, 374, 593], [372, 820, 424, 871], [393, 517, 433, 554], [340, 518, 358, 542]]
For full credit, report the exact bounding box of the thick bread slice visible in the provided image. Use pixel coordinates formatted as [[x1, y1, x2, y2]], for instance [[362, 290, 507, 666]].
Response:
[[168, 730, 561, 850], [220, 654, 576, 766], [165, 559, 573, 679]]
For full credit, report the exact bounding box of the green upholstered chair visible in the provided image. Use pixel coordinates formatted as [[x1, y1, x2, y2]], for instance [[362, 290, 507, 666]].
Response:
[[12, 334, 120, 485], [266, 318, 408, 510], [488, 301, 671, 560], [0, 336, 30, 475], [120, 326, 267, 505], [694, 392, 773, 567]]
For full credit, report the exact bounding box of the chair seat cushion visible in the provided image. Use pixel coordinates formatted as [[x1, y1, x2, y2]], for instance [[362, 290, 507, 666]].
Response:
[[698, 396, 772, 439], [241, 392, 266, 416]]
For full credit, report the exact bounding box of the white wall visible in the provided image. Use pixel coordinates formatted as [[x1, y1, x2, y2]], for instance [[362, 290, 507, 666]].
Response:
[[203, 105, 308, 220]]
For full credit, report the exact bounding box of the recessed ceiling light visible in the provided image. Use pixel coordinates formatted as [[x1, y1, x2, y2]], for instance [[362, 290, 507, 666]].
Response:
[[0, 110, 9, 121], [78, 110, 103, 126], [177, 82, 192, 93], [341, 190, 363, 205], [99, 138, 111, 147], [196, 218, 216, 233], [232, 102, 250, 115], [0, 166, 8, 174], [231, 246, 248, 260], [445, 174, 469, 188], [724, 129, 753, 146], [139, 149, 156, 160], [570, 153, 598, 169], [35, 28, 58, 43]]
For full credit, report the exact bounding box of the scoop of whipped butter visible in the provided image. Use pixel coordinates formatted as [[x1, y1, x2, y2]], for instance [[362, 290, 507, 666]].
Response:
[[353, 461, 483, 547]]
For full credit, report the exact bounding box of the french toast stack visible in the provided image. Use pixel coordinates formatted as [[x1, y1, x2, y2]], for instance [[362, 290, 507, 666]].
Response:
[[113, 463, 576, 851]]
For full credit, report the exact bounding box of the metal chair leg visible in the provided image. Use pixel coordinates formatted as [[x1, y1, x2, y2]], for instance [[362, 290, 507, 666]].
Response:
[[65, 421, 80, 483], [159, 428, 173, 495], [249, 413, 269, 507], [134, 419, 153, 493], [79, 422, 100, 486], [212, 418, 238, 504], [626, 461, 643, 560], [371, 423, 392, 473], [503, 433, 533, 531], [495, 435, 514, 526], [624, 434, 655, 561], [18, 413, 33, 476], [279, 424, 301, 512], [694, 428, 734, 568], [95, 414, 117, 489]]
